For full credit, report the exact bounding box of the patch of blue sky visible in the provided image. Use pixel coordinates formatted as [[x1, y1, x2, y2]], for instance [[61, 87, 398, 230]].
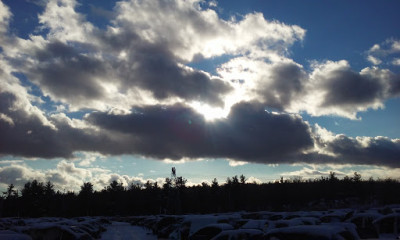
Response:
[[220, 0, 400, 71], [65, 110, 92, 119], [12, 72, 60, 113], [22, 157, 61, 171], [3, 0, 44, 39], [76, 0, 117, 30], [186, 54, 234, 75], [112, 155, 296, 184]]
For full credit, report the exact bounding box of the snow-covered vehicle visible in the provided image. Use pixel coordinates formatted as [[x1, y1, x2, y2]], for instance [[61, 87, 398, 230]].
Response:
[[373, 213, 400, 238], [211, 229, 264, 240], [348, 212, 382, 239], [264, 224, 359, 240], [240, 219, 270, 232], [189, 223, 233, 240], [0, 230, 32, 240]]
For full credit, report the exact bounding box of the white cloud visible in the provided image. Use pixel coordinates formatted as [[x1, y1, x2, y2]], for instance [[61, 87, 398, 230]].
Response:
[[357, 167, 400, 180], [312, 125, 400, 168], [247, 176, 262, 184], [0, 113, 14, 126], [219, 57, 400, 119], [38, 0, 94, 42], [392, 58, 400, 66], [367, 55, 382, 65], [0, 57, 56, 129], [0, 0, 11, 35], [4, 0, 397, 122], [282, 164, 400, 181], [1, 0, 400, 170], [366, 38, 400, 66], [296, 60, 398, 119], [0, 160, 23, 165], [0, 164, 47, 187], [281, 166, 345, 179], [115, 0, 305, 61], [74, 152, 106, 167], [228, 159, 248, 167], [0, 160, 159, 192]]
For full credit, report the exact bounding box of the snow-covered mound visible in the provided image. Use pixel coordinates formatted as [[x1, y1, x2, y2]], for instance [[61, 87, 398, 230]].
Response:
[[1, 205, 400, 239], [0, 217, 109, 240], [131, 205, 400, 239]]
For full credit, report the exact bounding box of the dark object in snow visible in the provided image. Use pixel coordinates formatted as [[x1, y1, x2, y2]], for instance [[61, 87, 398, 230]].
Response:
[[23, 226, 83, 240], [211, 229, 264, 240], [264, 225, 359, 240], [190, 223, 233, 240], [154, 216, 183, 238], [348, 213, 381, 239], [373, 213, 400, 237]]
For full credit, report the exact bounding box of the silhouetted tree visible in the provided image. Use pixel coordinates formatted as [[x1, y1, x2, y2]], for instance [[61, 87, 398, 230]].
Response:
[[1, 184, 19, 217], [211, 178, 219, 189], [78, 182, 95, 216], [44, 181, 55, 196], [329, 171, 338, 182], [106, 180, 124, 192], [2, 172, 400, 217], [240, 174, 246, 184], [163, 178, 172, 190], [232, 175, 239, 185], [226, 177, 232, 185], [79, 182, 94, 196], [174, 176, 187, 189], [353, 172, 362, 182], [128, 182, 142, 191], [144, 180, 153, 189], [21, 180, 45, 217], [2, 184, 17, 199]]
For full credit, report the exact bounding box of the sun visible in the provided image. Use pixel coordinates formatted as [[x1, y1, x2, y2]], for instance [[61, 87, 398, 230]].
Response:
[[189, 102, 228, 121]]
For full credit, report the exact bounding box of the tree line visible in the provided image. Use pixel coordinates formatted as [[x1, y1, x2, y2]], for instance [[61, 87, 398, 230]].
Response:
[[1, 171, 399, 217]]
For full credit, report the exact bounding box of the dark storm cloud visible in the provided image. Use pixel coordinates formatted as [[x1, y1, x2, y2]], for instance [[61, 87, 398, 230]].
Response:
[[388, 74, 400, 96], [2, 88, 400, 167], [0, 90, 129, 158], [21, 33, 231, 107], [321, 69, 384, 107], [2, 86, 313, 162], [87, 101, 315, 162], [25, 41, 107, 104], [0, 165, 29, 184], [0, 92, 71, 158], [317, 66, 400, 108], [317, 135, 400, 168], [125, 44, 231, 106], [257, 62, 306, 109], [98, 30, 232, 106]]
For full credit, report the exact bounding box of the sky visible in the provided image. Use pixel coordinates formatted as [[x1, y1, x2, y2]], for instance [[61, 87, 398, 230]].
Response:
[[0, 0, 400, 192]]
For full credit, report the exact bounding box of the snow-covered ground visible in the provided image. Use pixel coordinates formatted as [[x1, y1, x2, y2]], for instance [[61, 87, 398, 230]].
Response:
[[1, 205, 399, 239], [100, 222, 156, 240]]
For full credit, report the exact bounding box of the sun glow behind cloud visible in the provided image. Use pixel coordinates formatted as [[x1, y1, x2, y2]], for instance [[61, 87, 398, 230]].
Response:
[[190, 101, 227, 121]]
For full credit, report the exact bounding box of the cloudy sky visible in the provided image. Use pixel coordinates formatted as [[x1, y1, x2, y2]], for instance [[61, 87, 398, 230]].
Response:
[[1, 0, 400, 192]]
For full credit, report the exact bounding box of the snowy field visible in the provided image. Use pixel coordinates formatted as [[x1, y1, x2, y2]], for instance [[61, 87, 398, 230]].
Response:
[[1, 205, 399, 239]]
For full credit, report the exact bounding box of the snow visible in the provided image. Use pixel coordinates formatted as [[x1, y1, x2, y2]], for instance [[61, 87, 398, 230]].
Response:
[[100, 222, 157, 240], [1, 205, 400, 239], [265, 224, 358, 240], [181, 214, 226, 236], [211, 228, 263, 240], [241, 219, 270, 232], [0, 230, 32, 240]]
